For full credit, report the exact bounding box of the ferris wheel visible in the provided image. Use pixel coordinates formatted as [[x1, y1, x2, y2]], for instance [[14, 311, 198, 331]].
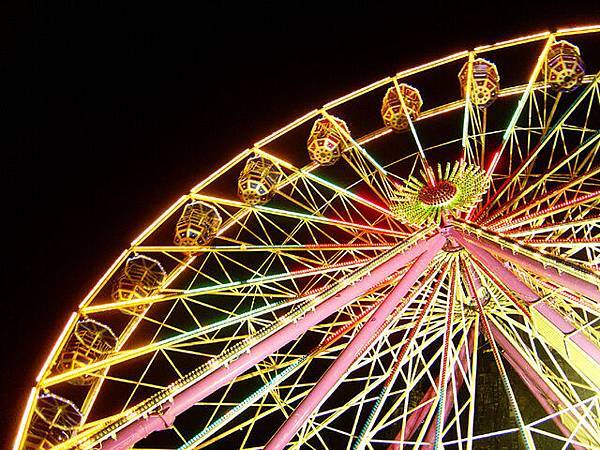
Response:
[[15, 26, 600, 450]]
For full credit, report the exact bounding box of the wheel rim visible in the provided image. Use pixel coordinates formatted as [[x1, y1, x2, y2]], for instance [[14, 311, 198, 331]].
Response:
[[16, 27, 600, 450]]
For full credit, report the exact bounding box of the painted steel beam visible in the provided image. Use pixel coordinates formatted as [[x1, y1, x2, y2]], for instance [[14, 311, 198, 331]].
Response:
[[451, 229, 600, 388], [96, 234, 445, 450], [489, 322, 592, 450], [386, 326, 474, 449], [264, 237, 445, 450], [450, 223, 600, 302], [423, 327, 474, 446]]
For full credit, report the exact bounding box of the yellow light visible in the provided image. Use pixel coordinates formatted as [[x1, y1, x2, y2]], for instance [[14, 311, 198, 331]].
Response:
[[78, 250, 129, 308], [255, 109, 320, 147], [323, 77, 392, 109], [36, 311, 78, 382], [130, 195, 188, 246], [474, 31, 550, 52], [13, 387, 37, 450], [557, 24, 600, 35], [394, 51, 469, 79], [191, 149, 252, 193]]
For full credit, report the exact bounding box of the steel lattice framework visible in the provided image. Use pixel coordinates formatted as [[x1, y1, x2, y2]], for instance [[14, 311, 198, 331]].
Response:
[[15, 26, 600, 450]]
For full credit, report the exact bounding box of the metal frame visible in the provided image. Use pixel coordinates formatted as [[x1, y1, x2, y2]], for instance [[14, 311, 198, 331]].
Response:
[[13, 25, 600, 450]]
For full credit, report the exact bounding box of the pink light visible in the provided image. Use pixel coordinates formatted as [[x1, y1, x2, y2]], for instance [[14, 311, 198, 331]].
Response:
[[487, 148, 501, 175]]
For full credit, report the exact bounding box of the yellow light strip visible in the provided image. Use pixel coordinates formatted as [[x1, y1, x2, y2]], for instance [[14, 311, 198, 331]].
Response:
[[130, 195, 188, 246], [191, 149, 252, 193], [474, 31, 550, 53], [78, 249, 130, 308], [12, 387, 37, 450], [323, 77, 392, 109], [358, 127, 393, 145], [393, 51, 469, 79], [35, 311, 77, 382], [557, 24, 600, 36], [254, 109, 321, 148], [251, 147, 297, 171]]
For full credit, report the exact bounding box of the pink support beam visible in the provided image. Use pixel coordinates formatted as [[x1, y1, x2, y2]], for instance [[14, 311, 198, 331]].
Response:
[[460, 258, 484, 302], [451, 230, 600, 375], [101, 234, 445, 450], [454, 229, 600, 302], [422, 327, 474, 445], [377, 265, 459, 449], [392, 385, 435, 448], [488, 322, 587, 450], [387, 327, 474, 449], [264, 236, 446, 450]]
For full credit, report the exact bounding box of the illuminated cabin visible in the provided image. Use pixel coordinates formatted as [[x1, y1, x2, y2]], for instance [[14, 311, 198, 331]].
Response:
[[111, 255, 166, 313], [547, 40, 585, 92], [174, 201, 222, 247], [307, 116, 350, 166], [55, 319, 117, 385], [24, 393, 81, 449], [458, 58, 500, 108], [381, 83, 422, 132], [237, 156, 282, 205]]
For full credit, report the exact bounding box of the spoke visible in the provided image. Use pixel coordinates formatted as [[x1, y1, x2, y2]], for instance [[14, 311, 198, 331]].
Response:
[[475, 71, 599, 220], [493, 190, 600, 233], [178, 301, 379, 449], [82, 259, 367, 314], [484, 132, 600, 227], [17, 29, 600, 450], [393, 79, 436, 185], [350, 266, 447, 450], [264, 237, 446, 450], [489, 321, 598, 449], [191, 195, 405, 237], [453, 229, 600, 388], [482, 35, 555, 177], [60, 232, 439, 449], [474, 293, 536, 449], [451, 220, 600, 301], [432, 261, 457, 449]]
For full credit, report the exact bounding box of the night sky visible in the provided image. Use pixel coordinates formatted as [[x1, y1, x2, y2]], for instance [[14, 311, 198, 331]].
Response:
[[3, 2, 599, 446]]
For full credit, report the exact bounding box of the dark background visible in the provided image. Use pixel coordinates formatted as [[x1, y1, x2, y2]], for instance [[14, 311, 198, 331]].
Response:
[[2, 1, 599, 447]]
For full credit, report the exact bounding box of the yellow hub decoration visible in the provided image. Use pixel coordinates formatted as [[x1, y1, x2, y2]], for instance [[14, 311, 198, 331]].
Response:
[[391, 161, 489, 226]]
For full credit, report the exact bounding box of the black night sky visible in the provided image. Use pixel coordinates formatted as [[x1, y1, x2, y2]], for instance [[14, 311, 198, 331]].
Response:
[[2, 1, 599, 447]]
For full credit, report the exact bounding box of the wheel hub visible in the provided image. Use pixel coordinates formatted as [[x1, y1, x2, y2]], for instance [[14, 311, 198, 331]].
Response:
[[418, 180, 457, 206], [391, 161, 489, 226]]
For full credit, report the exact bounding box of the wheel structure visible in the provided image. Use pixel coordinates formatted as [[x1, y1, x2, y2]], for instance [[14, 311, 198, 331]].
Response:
[[15, 26, 600, 450]]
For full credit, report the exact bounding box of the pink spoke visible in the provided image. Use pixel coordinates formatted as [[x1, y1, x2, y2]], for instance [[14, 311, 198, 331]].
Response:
[[489, 322, 588, 450], [100, 235, 444, 450], [430, 266, 457, 449], [423, 327, 474, 446], [264, 235, 446, 450], [452, 228, 600, 302], [355, 263, 449, 450], [451, 230, 600, 376]]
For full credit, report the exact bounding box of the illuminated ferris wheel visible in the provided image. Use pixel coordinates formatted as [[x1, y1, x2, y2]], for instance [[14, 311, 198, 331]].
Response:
[[15, 26, 600, 450]]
